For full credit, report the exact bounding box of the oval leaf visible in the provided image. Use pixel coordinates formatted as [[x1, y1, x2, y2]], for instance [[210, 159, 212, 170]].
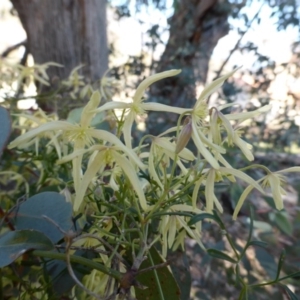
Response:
[[14, 192, 73, 243], [270, 211, 293, 236], [254, 248, 277, 279], [135, 247, 180, 300], [0, 229, 54, 267], [0, 106, 11, 158]]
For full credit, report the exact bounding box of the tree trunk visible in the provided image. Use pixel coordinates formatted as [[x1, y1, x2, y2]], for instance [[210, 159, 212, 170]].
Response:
[[10, 0, 108, 113], [147, 0, 230, 135]]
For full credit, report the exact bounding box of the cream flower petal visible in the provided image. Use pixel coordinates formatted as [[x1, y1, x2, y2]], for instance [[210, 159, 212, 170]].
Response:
[[196, 68, 240, 106], [58, 143, 145, 171], [112, 150, 149, 211], [133, 69, 181, 103], [217, 111, 234, 140], [80, 91, 101, 127], [192, 177, 203, 209], [142, 103, 188, 115], [148, 144, 164, 189], [74, 151, 106, 211], [158, 126, 182, 137], [219, 167, 264, 194], [56, 148, 100, 164], [277, 167, 300, 173], [225, 105, 271, 121], [268, 174, 284, 210], [205, 169, 216, 213], [232, 185, 255, 220], [154, 138, 195, 161], [216, 153, 234, 169], [122, 111, 136, 149], [168, 216, 177, 248], [196, 126, 226, 154], [93, 101, 130, 114], [171, 204, 203, 214], [90, 129, 145, 169], [233, 134, 254, 161], [191, 121, 219, 169], [177, 217, 204, 249], [213, 195, 224, 213], [8, 121, 74, 149], [176, 160, 190, 175]]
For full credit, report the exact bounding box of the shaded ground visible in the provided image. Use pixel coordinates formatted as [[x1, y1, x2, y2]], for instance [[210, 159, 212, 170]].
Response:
[[179, 153, 300, 299]]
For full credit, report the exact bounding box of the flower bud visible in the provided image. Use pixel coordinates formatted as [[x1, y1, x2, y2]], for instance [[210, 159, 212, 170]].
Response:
[[175, 117, 192, 154]]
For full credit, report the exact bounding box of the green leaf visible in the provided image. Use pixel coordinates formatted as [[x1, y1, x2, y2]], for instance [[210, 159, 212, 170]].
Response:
[[0, 106, 11, 158], [264, 196, 277, 209], [212, 210, 226, 229], [47, 254, 91, 296], [14, 192, 73, 243], [207, 249, 237, 263], [269, 211, 293, 236], [247, 206, 254, 245], [282, 285, 298, 300], [252, 220, 272, 232], [188, 213, 217, 225], [275, 250, 286, 281], [278, 271, 300, 281], [247, 240, 268, 248], [254, 248, 277, 279], [135, 247, 180, 300], [169, 251, 191, 300], [0, 230, 54, 267]]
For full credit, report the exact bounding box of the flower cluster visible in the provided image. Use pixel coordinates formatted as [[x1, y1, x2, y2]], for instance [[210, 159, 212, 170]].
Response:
[[8, 67, 299, 297]]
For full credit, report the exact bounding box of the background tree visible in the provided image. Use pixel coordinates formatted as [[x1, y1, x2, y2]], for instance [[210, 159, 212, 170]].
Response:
[[8, 0, 300, 140], [9, 0, 108, 113]]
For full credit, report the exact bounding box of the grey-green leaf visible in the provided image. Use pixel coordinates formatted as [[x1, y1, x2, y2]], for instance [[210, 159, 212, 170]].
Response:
[[0, 106, 11, 158], [14, 192, 73, 243], [0, 230, 54, 267]]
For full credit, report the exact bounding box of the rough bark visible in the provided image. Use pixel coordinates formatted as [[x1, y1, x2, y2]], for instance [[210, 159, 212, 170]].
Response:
[[147, 0, 231, 135], [10, 0, 108, 113]]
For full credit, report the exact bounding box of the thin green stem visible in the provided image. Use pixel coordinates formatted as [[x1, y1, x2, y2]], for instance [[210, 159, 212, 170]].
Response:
[[249, 280, 275, 288], [144, 171, 202, 222], [225, 232, 240, 261], [149, 251, 165, 300], [277, 271, 300, 282], [32, 250, 122, 280]]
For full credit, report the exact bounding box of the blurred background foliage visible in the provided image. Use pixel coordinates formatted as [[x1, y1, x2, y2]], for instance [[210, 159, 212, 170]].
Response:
[[1, 0, 300, 298]]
